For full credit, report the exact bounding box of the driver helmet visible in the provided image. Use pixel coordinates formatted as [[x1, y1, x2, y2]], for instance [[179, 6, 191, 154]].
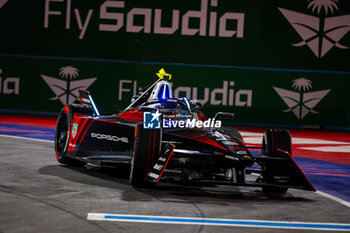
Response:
[[147, 69, 178, 109], [148, 68, 173, 102], [148, 81, 173, 102]]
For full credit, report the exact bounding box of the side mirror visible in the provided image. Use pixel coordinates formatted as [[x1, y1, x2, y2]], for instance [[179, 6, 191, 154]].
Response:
[[213, 112, 235, 120], [189, 99, 203, 112]]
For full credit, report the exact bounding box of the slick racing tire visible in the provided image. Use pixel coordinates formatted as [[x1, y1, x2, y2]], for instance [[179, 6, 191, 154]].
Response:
[[55, 104, 92, 165], [262, 129, 292, 157], [55, 105, 75, 165], [69, 103, 94, 116], [262, 186, 288, 198], [130, 123, 161, 187], [219, 126, 244, 141], [261, 129, 292, 196]]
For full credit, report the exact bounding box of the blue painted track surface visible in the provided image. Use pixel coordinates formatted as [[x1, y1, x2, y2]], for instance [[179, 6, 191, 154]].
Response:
[[0, 123, 55, 141], [295, 157, 350, 202]]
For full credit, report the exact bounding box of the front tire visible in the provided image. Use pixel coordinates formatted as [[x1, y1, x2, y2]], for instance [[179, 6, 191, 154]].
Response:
[[130, 123, 161, 187], [261, 129, 292, 196], [55, 106, 74, 164], [262, 186, 288, 197]]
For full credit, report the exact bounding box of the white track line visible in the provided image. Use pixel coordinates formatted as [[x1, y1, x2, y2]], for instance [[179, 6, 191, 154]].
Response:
[[317, 191, 350, 208], [0, 134, 53, 143]]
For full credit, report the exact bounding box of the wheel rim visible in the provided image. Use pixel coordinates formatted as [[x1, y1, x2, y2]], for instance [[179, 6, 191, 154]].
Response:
[[56, 112, 69, 154]]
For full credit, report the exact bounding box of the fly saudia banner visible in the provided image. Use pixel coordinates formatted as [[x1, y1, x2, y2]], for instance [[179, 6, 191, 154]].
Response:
[[0, 0, 349, 70]]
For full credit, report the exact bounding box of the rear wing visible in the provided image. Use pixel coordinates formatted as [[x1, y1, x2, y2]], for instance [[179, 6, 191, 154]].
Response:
[[78, 89, 100, 117]]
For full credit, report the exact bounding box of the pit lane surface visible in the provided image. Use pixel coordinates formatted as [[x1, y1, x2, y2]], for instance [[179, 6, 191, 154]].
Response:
[[0, 136, 349, 233]]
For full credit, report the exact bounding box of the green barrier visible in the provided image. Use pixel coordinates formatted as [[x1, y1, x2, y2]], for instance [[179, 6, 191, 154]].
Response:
[[0, 55, 349, 128], [0, 0, 349, 128], [0, 56, 139, 114], [0, 0, 349, 70]]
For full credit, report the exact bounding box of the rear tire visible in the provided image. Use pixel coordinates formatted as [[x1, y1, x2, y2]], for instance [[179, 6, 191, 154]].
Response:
[[130, 123, 161, 187], [261, 129, 292, 196], [262, 129, 292, 156]]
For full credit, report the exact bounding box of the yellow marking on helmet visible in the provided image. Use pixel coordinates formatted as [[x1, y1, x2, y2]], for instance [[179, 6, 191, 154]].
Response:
[[156, 68, 172, 81]]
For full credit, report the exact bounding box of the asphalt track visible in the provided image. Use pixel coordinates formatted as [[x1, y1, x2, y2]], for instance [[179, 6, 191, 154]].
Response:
[[0, 135, 349, 233]]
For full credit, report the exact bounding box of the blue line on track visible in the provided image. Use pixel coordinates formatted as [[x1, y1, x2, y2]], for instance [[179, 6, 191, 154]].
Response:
[[100, 215, 350, 230]]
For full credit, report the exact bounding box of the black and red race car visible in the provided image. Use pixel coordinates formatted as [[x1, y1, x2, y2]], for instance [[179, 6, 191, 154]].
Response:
[[54, 69, 315, 195]]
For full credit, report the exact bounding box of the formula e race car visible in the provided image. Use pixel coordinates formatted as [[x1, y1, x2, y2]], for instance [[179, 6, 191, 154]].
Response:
[[54, 68, 315, 195]]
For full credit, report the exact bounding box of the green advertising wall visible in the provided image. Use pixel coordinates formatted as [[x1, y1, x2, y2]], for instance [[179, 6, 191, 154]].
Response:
[[0, 0, 350, 129]]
